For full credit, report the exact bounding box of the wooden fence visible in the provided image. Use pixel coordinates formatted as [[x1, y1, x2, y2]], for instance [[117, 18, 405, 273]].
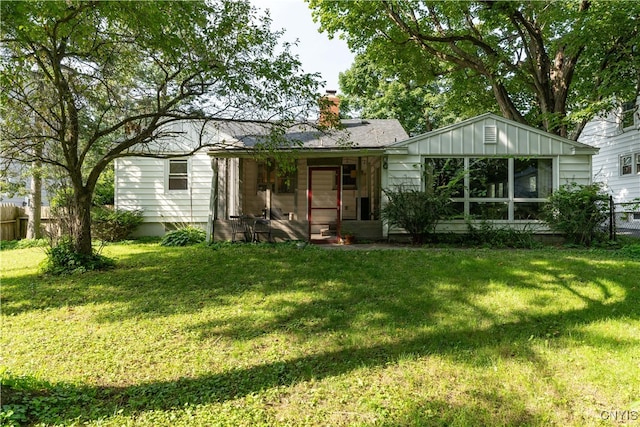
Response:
[[0, 203, 52, 241]]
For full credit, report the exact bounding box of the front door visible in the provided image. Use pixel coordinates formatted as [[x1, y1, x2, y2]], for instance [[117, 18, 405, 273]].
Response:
[[308, 167, 341, 242]]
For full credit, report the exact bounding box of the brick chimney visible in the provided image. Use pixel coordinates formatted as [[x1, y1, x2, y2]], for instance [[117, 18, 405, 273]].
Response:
[[319, 90, 340, 128]]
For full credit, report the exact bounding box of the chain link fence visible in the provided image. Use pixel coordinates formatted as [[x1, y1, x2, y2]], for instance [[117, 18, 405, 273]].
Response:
[[605, 197, 640, 240]]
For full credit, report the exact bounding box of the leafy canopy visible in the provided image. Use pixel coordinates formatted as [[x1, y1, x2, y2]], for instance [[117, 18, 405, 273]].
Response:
[[311, 0, 640, 140], [1, 0, 321, 257]]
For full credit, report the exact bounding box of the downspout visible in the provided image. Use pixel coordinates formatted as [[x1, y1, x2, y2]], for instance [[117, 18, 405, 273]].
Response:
[[207, 157, 219, 243]]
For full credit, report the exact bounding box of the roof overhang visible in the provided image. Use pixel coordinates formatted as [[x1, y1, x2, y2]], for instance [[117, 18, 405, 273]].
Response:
[[207, 146, 387, 159]]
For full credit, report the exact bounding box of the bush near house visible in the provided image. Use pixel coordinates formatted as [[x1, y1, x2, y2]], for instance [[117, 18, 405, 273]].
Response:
[[542, 182, 609, 246], [160, 226, 206, 247], [91, 207, 144, 242], [381, 186, 453, 244]]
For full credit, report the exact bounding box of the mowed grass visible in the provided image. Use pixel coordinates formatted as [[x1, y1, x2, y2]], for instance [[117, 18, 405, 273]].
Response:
[[1, 242, 639, 426]]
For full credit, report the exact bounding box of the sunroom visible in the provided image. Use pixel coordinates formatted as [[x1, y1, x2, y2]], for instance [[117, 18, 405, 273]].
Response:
[[382, 113, 599, 237]]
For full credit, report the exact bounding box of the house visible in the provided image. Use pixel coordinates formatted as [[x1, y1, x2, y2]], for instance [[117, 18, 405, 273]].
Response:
[[578, 96, 640, 203], [206, 116, 408, 243], [115, 95, 409, 241], [383, 113, 599, 237], [115, 106, 599, 242]]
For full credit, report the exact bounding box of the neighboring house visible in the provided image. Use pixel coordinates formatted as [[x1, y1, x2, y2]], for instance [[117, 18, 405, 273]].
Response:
[[578, 96, 640, 203], [116, 107, 598, 242], [383, 113, 598, 237]]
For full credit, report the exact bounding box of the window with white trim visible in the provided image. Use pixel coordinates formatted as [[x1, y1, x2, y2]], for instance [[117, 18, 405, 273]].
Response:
[[424, 157, 554, 221], [621, 100, 637, 129], [620, 154, 633, 176], [168, 159, 188, 190]]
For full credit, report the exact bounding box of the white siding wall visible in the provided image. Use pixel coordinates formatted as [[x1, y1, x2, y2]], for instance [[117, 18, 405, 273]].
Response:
[[382, 114, 596, 235], [115, 150, 213, 233], [558, 155, 593, 186], [579, 110, 640, 202], [385, 115, 594, 191]]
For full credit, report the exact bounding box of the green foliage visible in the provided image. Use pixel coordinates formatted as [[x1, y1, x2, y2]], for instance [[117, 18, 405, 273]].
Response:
[[93, 165, 114, 206], [0, 238, 48, 251], [311, 0, 640, 139], [465, 221, 542, 249], [91, 206, 144, 242], [381, 185, 453, 244], [43, 238, 114, 275], [338, 55, 497, 134], [1, 0, 321, 257], [542, 182, 609, 246], [160, 226, 206, 247], [617, 243, 640, 260]]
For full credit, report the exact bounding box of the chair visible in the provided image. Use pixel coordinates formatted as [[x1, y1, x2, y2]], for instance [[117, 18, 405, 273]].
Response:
[[252, 218, 272, 243], [230, 215, 252, 242]]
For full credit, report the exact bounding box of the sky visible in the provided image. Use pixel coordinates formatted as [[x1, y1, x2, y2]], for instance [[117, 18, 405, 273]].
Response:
[[251, 0, 355, 94]]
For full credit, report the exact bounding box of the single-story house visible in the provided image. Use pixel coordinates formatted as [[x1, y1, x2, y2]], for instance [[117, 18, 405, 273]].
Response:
[[115, 105, 599, 242], [578, 96, 640, 203], [115, 92, 409, 242]]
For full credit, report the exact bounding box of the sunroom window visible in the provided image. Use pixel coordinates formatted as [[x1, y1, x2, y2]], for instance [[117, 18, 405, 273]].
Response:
[[423, 157, 554, 221]]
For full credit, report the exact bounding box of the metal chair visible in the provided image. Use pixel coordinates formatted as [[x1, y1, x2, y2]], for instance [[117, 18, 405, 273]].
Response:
[[230, 215, 252, 242], [252, 218, 272, 242]]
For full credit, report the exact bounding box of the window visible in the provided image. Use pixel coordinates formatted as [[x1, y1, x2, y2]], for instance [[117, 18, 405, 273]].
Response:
[[424, 158, 464, 197], [621, 100, 637, 129], [257, 161, 296, 193], [621, 154, 633, 176], [469, 158, 508, 198], [342, 164, 357, 189], [636, 154, 640, 174], [168, 159, 188, 190], [514, 159, 552, 198], [424, 157, 554, 221], [424, 158, 465, 216]]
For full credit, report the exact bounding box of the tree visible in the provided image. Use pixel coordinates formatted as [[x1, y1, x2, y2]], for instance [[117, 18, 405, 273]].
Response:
[[338, 54, 498, 135], [1, 1, 320, 259], [310, 0, 640, 139]]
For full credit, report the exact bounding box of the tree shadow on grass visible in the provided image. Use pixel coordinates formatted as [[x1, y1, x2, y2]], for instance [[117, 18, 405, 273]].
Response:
[[2, 246, 639, 425], [3, 293, 637, 425]]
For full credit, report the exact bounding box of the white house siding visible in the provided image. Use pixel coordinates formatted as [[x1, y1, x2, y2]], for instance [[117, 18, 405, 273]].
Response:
[[579, 108, 640, 202], [383, 113, 597, 236], [115, 150, 213, 236], [558, 155, 593, 186]]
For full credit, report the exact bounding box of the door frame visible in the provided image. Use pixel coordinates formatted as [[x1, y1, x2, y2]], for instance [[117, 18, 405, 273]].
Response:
[[307, 166, 341, 241]]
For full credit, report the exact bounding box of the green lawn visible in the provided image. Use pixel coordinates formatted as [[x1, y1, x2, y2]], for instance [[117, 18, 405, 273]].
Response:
[[1, 242, 639, 426]]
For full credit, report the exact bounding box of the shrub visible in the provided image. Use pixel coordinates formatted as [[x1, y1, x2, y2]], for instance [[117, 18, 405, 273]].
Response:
[[465, 221, 541, 249], [542, 182, 609, 246], [91, 207, 144, 242], [160, 226, 206, 247], [381, 185, 453, 244], [43, 238, 114, 275]]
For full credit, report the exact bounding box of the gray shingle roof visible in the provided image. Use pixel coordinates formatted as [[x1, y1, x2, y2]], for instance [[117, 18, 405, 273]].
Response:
[[212, 119, 408, 151]]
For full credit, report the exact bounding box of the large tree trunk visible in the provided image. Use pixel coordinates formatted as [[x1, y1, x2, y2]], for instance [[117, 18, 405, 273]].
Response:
[[72, 188, 94, 256], [26, 161, 42, 239]]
